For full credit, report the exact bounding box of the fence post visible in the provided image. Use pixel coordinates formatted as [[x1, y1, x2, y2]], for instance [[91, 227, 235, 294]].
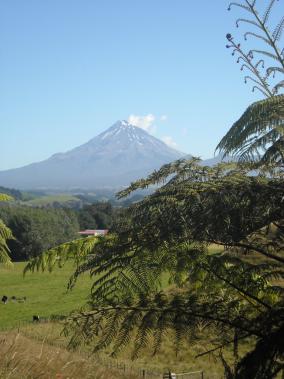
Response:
[[142, 368, 146, 378], [201, 371, 204, 379]]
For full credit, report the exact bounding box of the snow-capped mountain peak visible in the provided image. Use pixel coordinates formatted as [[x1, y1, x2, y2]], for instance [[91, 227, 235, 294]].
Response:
[[0, 120, 185, 189]]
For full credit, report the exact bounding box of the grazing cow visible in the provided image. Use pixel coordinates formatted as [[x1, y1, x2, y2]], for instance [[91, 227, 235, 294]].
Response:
[[17, 296, 27, 303], [1, 296, 8, 304], [11, 296, 27, 303], [33, 315, 40, 322]]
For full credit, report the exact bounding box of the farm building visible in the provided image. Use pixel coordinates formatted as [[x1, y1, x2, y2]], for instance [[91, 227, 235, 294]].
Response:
[[78, 229, 108, 236]]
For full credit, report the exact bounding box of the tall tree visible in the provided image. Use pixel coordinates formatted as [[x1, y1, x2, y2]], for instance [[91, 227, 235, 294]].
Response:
[[0, 205, 80, 260]]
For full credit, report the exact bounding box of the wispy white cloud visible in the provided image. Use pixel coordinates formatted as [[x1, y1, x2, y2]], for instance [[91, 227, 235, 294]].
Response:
[[128, 114, 156, 133], [160, 115, 168, 121], [161, 136, 178, 149]]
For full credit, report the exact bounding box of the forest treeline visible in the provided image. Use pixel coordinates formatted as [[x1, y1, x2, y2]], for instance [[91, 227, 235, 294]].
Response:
[[0, 201, 121, 261]]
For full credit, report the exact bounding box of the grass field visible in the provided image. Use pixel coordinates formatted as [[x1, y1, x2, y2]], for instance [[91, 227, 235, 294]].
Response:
[[0, 262, 91, 329], [24, 194, 82, 207], [2, 251, 275, 378], [0, 261, 232, 378], [0, 331, 137, 379], [0, 261, 227, 377], [20, 322, 227, 378]]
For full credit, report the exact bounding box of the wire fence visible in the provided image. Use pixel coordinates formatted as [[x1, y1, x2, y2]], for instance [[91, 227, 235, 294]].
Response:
[[162, 371, 204, 379], [96, 358, 222, 379]]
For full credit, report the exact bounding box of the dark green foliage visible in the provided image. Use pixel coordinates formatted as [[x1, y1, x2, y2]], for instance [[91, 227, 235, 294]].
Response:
[[235, 320, 284, 378], [0, 205, 79, 260], [77, 202, 121, 230], [65, 160, 284, 378], [217, 95, 284, 163]]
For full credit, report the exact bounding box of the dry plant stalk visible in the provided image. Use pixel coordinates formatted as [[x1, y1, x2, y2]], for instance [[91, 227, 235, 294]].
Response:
[[0, 332, 138, 379]]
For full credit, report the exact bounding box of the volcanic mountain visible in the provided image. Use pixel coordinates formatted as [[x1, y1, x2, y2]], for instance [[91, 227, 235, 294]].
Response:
[[0, 121, 185, 190]]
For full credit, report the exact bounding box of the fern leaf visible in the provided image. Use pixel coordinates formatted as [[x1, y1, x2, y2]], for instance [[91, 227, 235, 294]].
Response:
[[266, 67, 284, 76], [24, 235, 100, 275], [244, 32, 271, 46], [217, 95, 284, 161], [236, 18, 262, 29], [228, 2, 252, 12], [250, 49, 279, 61], [273, 80, 284, 93], [262, 0, 277, 25], [272, 16, 284, 41]]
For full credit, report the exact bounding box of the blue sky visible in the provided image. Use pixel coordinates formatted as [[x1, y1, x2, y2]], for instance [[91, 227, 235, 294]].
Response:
[[0, 0, 272, 170]]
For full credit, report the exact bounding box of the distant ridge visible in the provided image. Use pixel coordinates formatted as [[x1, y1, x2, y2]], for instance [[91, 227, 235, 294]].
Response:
[[0, 121, 185, 190], [201, 154, 237, 166]]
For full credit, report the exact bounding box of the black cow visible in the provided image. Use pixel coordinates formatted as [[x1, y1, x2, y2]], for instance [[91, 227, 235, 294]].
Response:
[[1, 296, 8, 304], [33, 315, 40, 322]]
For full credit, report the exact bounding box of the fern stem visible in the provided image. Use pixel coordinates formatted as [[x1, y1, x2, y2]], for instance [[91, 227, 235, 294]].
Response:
[[209, 239, 284, 265], [195, 333, 250, 358], [205, 265, 272, 310]]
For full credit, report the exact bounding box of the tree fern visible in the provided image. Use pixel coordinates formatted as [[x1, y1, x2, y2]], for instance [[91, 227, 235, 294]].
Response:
[[217, 95, 284, 163]]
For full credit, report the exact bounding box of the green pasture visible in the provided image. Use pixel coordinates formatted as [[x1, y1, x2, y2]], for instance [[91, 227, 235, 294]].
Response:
[[0, 261, 92, 329], [0, 247, 256, 377], [0, 245, 224, 330], [24, 194, 81, 207]]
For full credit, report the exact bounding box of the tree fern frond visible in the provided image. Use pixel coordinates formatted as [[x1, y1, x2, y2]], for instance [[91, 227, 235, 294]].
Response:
[[266, 66, 284, 76], [228, 3, 252, 12], [273, 80, 284, 93], [112, 308, 143, 356], [244, 31, 271, 45], [262, 0, 277, 25], [131, 309, 158, 359], [261, 137, 284, 163], [117, 157, 202, 199], [216, 95, 284, 160], [236, 18, 262, 29], [237, 127, 283, 161], [272, 15, 284, 41], [249, 49, 279, 61], [24, 235, 100, 275]]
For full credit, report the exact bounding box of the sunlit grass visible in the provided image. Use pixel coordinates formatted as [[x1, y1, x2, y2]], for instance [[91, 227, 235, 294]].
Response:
[[0, 330, 137, 379], [0, 261, 92, 329]]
